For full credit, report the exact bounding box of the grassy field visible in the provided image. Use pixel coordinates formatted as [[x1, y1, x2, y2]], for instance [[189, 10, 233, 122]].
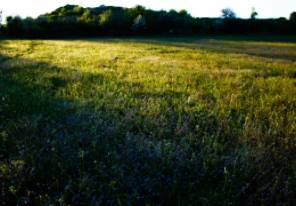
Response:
[[1, 37, 296, 205]]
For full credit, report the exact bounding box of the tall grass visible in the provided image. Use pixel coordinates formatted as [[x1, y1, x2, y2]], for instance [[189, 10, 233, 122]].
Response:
[[1, 37, 296, 205]]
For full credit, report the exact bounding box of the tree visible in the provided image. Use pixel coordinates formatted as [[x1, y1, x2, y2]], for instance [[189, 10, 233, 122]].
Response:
[[73, 6, 83, 15], [79, 9, 93, 24], [0, 10, 3, 35], [132, 14, 146, 33], [250, 7, 258, 19], [179, 9, 189, 17], [0, 10, 3, 24], [99, 9, 113, 28], [6, 16, 24, 35], [290, 12, 296, 23], [133, 5, 145, 15], [125, 5, 146, 25], [169, 9, 178, 15], [221, 8, 236, 19], [2, 4, 296, 37], [99, 9, 125, 34]]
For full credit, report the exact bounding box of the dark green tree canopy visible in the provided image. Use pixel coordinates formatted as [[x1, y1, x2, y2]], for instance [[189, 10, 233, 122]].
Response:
[[0, 5, 295, 37], [0, 10, 2, 24], [290, 11, 296, 22], [221, 8, 236, 19], [250, 7, 258, 19], [132, 14, 146, 33], [179, 9, 190, 17]]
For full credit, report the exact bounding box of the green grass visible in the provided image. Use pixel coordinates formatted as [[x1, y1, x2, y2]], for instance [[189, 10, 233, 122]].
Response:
[[1, 37, 296, 205]]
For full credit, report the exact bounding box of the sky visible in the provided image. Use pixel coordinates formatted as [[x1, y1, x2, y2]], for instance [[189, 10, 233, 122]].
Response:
[[1, 0, 296, 22]]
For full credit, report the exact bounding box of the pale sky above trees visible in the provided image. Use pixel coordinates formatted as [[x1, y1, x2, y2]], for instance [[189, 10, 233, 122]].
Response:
[[1, 0, 295, 21]]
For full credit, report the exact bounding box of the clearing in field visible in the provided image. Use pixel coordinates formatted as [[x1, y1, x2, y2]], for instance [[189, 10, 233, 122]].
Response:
[[1, 37, 296, 205]]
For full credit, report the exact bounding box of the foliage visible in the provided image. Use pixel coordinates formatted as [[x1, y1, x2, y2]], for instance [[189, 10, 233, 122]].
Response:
[[79, 9, 93, 24], [0, 5, 295, 37], [250, 7, 258, 19], [0, 10, 2, 24], [290, 11, 296, 22], [221, 8, 236, 19], [179, 9, 190, 17], [0, 37, 296, 205], [6, 16, 24, 36], [98, 9, 126, 34], [132, 14, 146, 33], [0, 10, 3, 34]]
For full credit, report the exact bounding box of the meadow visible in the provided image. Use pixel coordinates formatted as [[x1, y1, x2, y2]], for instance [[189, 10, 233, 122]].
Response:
[[1, 37, 296, 205]]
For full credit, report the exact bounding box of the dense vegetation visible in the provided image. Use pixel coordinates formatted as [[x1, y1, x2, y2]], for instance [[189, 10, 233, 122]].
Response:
[[0, 5, 295, 37], [1, 37, 296, 205]]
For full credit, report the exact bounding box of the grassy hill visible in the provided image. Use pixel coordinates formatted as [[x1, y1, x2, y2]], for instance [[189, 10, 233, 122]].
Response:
[[1, 37, 296, 205]]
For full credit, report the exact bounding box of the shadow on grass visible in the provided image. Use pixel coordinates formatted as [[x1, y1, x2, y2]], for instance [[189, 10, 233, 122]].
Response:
[[0, 51, 295, 205], [0, 53, 227, 205]]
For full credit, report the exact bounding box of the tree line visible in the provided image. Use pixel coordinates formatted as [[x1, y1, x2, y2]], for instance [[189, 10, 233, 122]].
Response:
[[0, 5, 295, 37]]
